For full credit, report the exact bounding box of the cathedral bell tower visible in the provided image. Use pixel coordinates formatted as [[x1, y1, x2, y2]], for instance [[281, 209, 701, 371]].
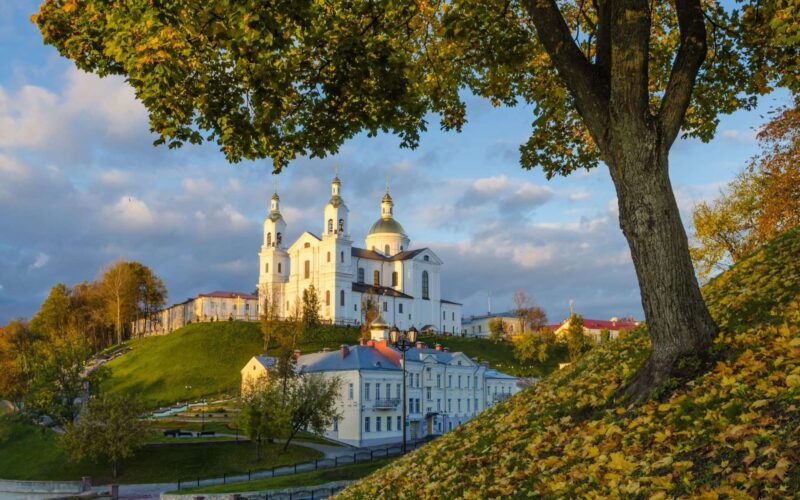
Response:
[[323, 175, 349, 239], [258, 191, 289, 310]]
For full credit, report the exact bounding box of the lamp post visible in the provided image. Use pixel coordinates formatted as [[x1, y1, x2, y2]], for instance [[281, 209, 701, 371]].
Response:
[[390, 325, 418, 454]]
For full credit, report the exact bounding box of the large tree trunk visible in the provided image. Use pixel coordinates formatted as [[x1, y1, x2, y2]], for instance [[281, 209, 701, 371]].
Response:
[[608, 129, 718, 400]]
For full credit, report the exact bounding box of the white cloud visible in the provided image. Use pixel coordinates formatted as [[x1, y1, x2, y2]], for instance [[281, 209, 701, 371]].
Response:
[[472, 175, 509, 194], [107, 196, 155, 229], [569, 189, 591, 201], [721, 129, 756, 144], [29, 252, 50, 270], [97, 169, 133, 187]]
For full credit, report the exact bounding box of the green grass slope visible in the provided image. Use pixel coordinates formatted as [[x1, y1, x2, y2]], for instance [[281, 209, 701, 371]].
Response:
[[339, 228, 800, 498], [103, 321, 264, 408]]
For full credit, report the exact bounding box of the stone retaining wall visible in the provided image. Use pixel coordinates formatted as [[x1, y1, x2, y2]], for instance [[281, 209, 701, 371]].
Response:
[[0, 477, 90, 500], [160, 479, 352, 500]]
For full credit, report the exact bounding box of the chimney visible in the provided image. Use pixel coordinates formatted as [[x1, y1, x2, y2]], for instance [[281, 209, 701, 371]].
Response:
[[322, 347, 331, 353], [340, 344, 349, 358], [293, 349, 301, 360], [434, 343, 442, 351], [415, 341, 424, 349]]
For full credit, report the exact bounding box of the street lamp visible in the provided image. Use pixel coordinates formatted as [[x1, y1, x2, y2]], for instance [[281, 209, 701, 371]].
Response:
[[390, 325, 418, 453]]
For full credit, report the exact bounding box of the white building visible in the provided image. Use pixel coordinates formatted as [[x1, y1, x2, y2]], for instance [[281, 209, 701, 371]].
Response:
[[461, 312, 524, 338], [131, 290, 260, 336], [257, 176, 462, 334], [293, 321, 521, 448]]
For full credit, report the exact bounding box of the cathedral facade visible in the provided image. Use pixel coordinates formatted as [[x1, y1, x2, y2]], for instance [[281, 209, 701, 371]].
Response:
[[257, 176, 462, 333]]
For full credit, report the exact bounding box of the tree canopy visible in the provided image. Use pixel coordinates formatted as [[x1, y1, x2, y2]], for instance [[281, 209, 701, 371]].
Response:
[[34, 0, 794, 171]]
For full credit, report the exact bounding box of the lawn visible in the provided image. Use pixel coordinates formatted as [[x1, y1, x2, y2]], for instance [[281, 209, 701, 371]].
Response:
[[419, 334, 567, 377], [0, 415, 321, 484], [173, 458, 394, 494], [102, 321, 360, 408]]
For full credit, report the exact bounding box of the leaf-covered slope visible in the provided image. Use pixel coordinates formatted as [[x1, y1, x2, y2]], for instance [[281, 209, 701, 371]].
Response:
[[339, 230, 800, 498]]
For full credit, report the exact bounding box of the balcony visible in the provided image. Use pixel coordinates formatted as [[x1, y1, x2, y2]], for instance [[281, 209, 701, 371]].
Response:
[[372, 398, 400, 410]]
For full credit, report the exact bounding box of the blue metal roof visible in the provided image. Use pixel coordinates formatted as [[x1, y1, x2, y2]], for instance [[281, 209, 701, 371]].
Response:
[[297, 345, 401, 373]]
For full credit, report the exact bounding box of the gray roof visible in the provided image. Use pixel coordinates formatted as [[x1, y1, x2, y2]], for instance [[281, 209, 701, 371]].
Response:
[[254, 355, 277, 369], [351, 247, 425, 262], [297, 345, 401, 373], [485, 368, 517, 380], [352, 283, 414, 299], [368, 217, 406, 236], [440, 299, 462, 306]]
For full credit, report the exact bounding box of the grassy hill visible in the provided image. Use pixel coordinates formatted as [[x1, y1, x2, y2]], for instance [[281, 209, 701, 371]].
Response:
[[102, 321, 364, 408], [339, 228, 800, 498]]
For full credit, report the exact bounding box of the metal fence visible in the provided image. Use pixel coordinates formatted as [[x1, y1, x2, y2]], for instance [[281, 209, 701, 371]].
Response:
[[176, 439, 433, 493]]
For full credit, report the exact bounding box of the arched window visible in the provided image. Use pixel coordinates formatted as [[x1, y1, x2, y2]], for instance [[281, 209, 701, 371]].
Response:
[[328, 219, 333, 233], [385, 244, 390, 255], [304, 260, 310, 279], [338, 219, 344, 232], [340, 251, 344, 263], [392, 271, 398, 287], [325, 290, 330, 306], [422, 271, 429, 299], [278, 262, 282, 274], [304, 242, 310, 248], [373, 270, 380, 286], [357, 268, 365, 283], [424, 255, 430, 262], [265, 263, 269, 273], [276, 232, 282, 245], [327, 251, 331, 263], [340, 289, 345, 306], [267, 232, 272, 246]]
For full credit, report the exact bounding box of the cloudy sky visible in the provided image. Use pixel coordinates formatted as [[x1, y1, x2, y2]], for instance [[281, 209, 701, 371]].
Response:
[[0, 1, 791, 325]]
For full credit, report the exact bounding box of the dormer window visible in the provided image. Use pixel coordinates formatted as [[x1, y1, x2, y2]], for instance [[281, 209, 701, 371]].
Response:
[[424, 255, 430, 262]]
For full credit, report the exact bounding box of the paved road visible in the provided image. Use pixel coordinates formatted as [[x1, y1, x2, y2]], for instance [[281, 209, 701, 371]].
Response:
[[102, 439, 408, 499]]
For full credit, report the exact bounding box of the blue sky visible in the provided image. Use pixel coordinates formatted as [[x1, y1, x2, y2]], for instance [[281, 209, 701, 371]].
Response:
[[0, 1, 791, 324]]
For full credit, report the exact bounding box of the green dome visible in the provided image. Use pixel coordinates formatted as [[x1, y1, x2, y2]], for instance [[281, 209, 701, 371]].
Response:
[[368, 217, 406, 236]]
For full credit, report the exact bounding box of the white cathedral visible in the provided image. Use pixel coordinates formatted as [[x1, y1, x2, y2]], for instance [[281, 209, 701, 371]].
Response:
[[257, 175, 462, 334]]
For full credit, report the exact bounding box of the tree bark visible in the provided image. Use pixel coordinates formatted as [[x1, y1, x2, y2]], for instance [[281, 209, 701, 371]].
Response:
[[607, 127, 718, 399]]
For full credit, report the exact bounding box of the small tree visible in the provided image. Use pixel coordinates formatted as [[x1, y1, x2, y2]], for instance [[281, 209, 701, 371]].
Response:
[[238, 376, 289, 462], [260, 288, 282, 353], [600, 329, 611, 344], [27, 332, 91, 424], [61, 394, 146, 478], [283, 373, 342, 451], [359, 291, 379, 339], [302, 284, 321, 331], [512, 291, 547, 333], [513, 330, 541, 365], [565, 314, 589, 362], [488, 318, 506, 343]]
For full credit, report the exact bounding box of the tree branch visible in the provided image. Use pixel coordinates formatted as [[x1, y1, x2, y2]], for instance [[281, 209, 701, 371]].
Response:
[[522, 0, 609, 146], [594, 0, 610, 79], [658, 0, 707, 148]]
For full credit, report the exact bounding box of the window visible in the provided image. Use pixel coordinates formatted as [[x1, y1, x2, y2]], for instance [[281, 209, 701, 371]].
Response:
[[458, 399, 462, 412], [265, 263, 269, 273], [387, 416, 392, 431], [276, 232, 282, 245], [422, 271, 429, 299], [448, 375, 452, 388], [424, 255, 430, 261], [383, 301, 388, 312], [458, 375, 462, 388], [325, 290, 330, 306], [426, 387, 431, 400], [443, 311, 446, 320], [376, 384, 381, 400], [357, 268, 365, 283], [328, 219, 333, 233], [386, 383, 391, 398], [340, 251, 344, 263], [397, 416, 401, 431], [365, 417, 370, 432], [467, 399, 471, 412], [326, 251, 331, 263], [376, 416, 382, 432], [267, 232, 272, 246], [474, 376, 478, 388], [448, 399, 452, 413], [398, 303, 403, 313], [452, 312, 455, 321], [436, 374, 441, 388], [385, 244, 390, 255], [373, 270, 380, 286], [278, 263, 282, 274], [409, 398, 414, 413], [365, 383, 371, 400], [475, 398, 479, 411], [333, 417, 338, 432], [304, 242, 310, 248], [340, 289, 345, 307], [415, 373, 420, 387], [348, 383, 353, 400], [304, 260, 310, 279], [437, 399, 441, 411], [392, 271, 398, 287], [338, 219, 344, 232], [396, 383, 400, 398]]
